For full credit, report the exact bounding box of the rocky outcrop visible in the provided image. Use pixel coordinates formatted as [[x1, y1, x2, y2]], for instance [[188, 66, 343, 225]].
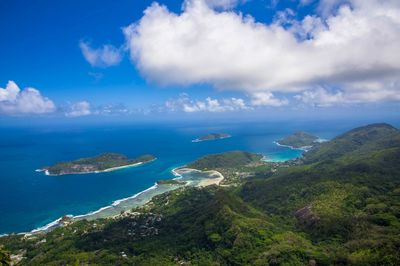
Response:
[[295, 205, 320, 227]]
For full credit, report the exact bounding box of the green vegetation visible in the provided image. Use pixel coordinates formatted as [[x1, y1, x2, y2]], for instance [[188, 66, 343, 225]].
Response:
[[241, 123, 400, 264], [1, 123, 400, 265], [303, 123, 399, 163], [44, 153, 156, 175], [193, 133, 231, 142], [156, 179, 187, 185], [0, 246, 10, 266], [277, 131, 319, 148], [187, 151, 263, 170], [187, 151, 269, 185]]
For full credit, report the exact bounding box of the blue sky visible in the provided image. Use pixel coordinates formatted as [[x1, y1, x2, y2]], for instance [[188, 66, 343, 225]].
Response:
[[0, 0, 399, 121]]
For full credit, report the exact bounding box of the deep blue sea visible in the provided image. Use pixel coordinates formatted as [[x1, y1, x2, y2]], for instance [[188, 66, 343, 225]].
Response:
[[0, 119, 396, 234]]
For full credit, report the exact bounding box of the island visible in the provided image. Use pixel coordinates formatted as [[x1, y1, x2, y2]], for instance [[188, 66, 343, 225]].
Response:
[[39, 153, 156, 176], [276, 131, 319, 149], [192, 133, 231, 142]]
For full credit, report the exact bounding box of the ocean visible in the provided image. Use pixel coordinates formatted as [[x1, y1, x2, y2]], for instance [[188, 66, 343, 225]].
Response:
[[0, 119, 385, 234]]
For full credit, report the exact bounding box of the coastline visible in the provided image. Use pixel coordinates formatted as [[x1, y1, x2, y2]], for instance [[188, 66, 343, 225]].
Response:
[[37, 158, 157, 176], [273, 141, 312, 151], [274, 137, 327, 152], [22, 182, 162, 236], [6, 165, 224, 237], [173, 167, 225, 187]]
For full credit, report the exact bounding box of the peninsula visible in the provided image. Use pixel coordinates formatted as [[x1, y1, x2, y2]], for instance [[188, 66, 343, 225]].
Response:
[[40, 153, 156, 176], [192, 133, 231, 142], [276, 131, 319, 149]]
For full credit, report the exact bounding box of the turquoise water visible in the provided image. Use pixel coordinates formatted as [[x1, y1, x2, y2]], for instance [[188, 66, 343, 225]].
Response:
[[0, 120, 358, 234]]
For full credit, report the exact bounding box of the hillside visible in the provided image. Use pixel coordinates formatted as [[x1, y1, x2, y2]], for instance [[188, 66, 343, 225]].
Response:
[[186, 151, 263, 170], [277, 131, 319, 149], [1, 123, 399, 265], [303, 123, 400, 163], [241, 123, 400, 263]]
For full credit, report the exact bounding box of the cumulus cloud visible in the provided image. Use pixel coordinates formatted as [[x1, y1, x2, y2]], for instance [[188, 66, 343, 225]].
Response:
[[295, 88, 345, 107], [79, 41, 123, 68], [296, 85, 400, 107], [65, 101, 91, 117], [165, 93, 251, 112], [124, 0, 400, 105], [250, 92, 289, 107], [0, 81, 56, 115]]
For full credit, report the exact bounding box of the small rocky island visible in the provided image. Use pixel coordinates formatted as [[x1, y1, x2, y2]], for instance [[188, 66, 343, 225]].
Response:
[[40, 153, 156, 176], [192, 133, 231, 142], [276, 131, 320, 149]]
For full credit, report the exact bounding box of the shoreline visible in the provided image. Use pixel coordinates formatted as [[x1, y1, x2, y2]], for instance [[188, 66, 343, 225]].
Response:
[[36, 158, 157, 176], [3, 165, 224, 237], [173, 167, 225, 187], [18, 183, 161, 237], [273, 141, 312, 151], [273, 137, 327, 152], [268, 137, 328, 162]]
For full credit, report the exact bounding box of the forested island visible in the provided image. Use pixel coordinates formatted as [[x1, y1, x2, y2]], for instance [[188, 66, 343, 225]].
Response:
[[192, 133, 231, 142], [276, 131, 320, 149], [2, 123, 400, 265], [40, 153, 156, 175]]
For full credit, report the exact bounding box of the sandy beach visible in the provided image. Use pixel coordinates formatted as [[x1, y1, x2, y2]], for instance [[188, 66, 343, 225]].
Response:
[[173, 167, 224, 187], [100, 162, 143, 172], [196, 170, 224, 187]]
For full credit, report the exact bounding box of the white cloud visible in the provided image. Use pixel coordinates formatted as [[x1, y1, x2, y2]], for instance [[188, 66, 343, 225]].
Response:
[[250, 92, 288, 106], [165, 93, 251, 112], [223, 97, 250, 110], [202, 0, 243, 9], [79, 41, 123, 68], [124, 0, 400, 106], [0, 81, 56, 115], [296, 85, 400, 107], [94, 103, 130, 115], [295, 88, 345, 107], [65, 101, 91, 117], [0, 80, 20, 102], [317, 0, 350, 17]]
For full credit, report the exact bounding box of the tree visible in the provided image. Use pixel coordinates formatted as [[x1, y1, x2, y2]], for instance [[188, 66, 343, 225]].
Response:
[[0, 246, 11, 266]]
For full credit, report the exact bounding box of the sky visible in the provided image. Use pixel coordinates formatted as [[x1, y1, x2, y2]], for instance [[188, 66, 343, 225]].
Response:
[[0, 0, 399, 122]]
